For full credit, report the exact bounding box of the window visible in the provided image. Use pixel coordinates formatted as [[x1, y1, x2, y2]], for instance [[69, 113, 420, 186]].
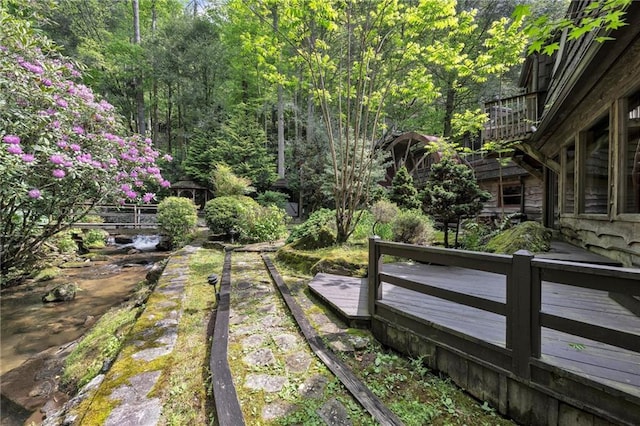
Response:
[[620, 90, 640, 213], [563, 143, 575, 214], [500, 183, 522, 207], [581, 115, 609, 214]]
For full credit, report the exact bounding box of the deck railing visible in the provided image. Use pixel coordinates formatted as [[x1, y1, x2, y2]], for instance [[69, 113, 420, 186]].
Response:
[[368, 238, 640, 380], [482, 93, 539, 143]]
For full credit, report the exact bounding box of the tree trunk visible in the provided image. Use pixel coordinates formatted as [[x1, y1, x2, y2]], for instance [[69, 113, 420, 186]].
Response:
[[443, 220, 450, 248], [132, 0, 146, 135], [272, 5, 285, 179], [443, 84, 455, 138]]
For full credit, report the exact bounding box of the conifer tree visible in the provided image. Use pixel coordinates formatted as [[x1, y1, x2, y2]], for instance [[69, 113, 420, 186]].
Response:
[[389, 166, 421, 211]]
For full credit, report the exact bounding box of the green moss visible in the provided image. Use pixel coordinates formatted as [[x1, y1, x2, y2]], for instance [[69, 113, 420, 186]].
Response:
[[485, 221, 552, 254], [62, 307, 140, 391], [32, 267, 60, 282]]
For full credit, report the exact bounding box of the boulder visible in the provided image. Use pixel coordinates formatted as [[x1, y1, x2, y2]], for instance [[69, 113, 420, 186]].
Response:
[[42, 283, 77, 303], [155, 236, 173, 251], [289, 226, 336, 250], [485, 221, 552, 254], [113, 235, 134, 245], [145, 262, 165, 284]]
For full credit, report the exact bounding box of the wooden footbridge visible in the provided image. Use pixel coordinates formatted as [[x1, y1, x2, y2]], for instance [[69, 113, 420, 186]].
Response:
[[73, 204, 159, 229]]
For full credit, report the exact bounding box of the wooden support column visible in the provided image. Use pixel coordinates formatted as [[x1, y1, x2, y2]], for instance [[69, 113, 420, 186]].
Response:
[[507, 250, 534, 378], [368, 237, 382, 316]]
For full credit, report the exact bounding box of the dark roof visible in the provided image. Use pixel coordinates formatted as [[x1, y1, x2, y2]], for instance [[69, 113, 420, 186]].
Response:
[[471, 158, 529, 181], [170, 180, 208, 190]]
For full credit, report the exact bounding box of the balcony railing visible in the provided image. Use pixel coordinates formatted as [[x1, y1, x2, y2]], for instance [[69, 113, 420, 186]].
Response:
[[482, 93, 539, 143]]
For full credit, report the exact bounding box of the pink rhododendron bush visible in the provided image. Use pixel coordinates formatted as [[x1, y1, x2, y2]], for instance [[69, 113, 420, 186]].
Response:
[[0, 11, 170, 282]]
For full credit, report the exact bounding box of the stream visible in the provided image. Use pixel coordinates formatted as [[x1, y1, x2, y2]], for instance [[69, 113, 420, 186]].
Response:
[[0, 235, 170, 424]]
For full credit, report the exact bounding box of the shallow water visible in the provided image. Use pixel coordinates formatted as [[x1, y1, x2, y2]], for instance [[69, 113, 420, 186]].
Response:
[[0, 247, 165, 376]]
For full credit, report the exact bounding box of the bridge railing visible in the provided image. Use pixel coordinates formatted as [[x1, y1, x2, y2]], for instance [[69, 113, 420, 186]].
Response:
[[75, 204, 159, 229]]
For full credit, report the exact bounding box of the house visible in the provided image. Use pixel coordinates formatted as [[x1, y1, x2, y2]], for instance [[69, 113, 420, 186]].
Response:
[[377, 131, 442, 188], [481, 1, 640, 267]]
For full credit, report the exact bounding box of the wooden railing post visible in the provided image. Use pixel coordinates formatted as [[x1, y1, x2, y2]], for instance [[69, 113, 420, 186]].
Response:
[[507, 249, 534, 378], [368, 237, 382, 316]]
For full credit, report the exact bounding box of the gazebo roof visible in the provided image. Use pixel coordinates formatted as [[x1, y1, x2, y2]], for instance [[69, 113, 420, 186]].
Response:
[[170, 179, 208, 190]]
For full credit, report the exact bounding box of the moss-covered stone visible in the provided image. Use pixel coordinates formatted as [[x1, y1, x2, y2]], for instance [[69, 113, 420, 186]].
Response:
[[289, 226, 336, 250], [33, 267, 60, 282], [311, 257, 367, 277], [485, 221, 552, 254], [275, 245, 324, 274]]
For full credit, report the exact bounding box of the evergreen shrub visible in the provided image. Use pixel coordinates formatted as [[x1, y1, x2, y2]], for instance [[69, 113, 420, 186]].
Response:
[[204, 195, 257, 237], [391, 210, 435, 245], [157, 196, 198, 247], [286, 208, 335, 244]]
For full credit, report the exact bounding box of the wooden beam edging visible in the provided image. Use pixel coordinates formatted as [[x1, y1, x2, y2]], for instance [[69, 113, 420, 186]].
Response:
[[261, 254, 405, 426], [210, 250, 245, 426]]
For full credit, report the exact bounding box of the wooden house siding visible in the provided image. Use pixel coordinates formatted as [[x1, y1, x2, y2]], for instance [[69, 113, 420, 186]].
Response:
[[479, 175, 543, 221], [481, 2, 640, 267], [538, 16, 640, 267]]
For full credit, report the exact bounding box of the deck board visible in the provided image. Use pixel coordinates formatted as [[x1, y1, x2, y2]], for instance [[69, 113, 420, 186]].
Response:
[[308, 262, 640, 398]]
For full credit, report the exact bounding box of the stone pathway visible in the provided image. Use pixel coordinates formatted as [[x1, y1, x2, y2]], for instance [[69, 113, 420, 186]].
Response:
[[45, 245, 197, 426], [227, 251, 368, 424]]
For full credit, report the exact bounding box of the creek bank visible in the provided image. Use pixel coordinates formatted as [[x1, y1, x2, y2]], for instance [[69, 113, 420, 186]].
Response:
[[0, 244, 169, 425]]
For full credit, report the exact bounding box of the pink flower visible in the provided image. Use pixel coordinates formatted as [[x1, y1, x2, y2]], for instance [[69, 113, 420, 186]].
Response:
[[49, 154, 65, 165], [57, 140, 68, 149], [52, 169, 65, 178], [21, 153, 35, 163], [73, 126, 84, 135], [160, 180, 171, 188], [28, 189, 41, 199], [142, 193, 155, 203], [55, 98, 68, 108], [42, 78, 52, 87], [125, 190, 138, 199], [163, 154, 173, 162], [3, 135, 20, 144], [7, 144, 23, 155], [70, 144, 81, 152]]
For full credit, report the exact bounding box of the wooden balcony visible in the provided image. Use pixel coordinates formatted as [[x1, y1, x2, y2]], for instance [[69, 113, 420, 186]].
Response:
[[482, 93, 539, 143]]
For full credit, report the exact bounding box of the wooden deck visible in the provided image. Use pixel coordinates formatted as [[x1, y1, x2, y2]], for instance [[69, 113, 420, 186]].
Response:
[[309, 263, 640, 398]]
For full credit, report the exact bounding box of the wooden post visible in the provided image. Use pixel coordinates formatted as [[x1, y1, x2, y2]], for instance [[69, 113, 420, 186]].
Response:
[[507, 249, 534, 378], [368, 237, 381, 316]]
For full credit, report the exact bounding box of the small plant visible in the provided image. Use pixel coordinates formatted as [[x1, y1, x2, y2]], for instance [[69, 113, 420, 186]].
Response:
[[286, 208, 335, 244], [371, 200, 399, 238], [156, 196, 198, 248], [52, 230, 79, 253], [84, 229, 108, 249], [391, 210, 435, 245], [256, 190, 289, 209], [239, 204, 289, 243], [389, 166, 421, 210]]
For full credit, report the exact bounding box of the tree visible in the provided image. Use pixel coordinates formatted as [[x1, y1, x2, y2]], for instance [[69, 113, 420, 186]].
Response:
[[389, 166, 421, 211], [182, 104, 277, 192], [0, 9, 170, 282], [421, 157, 490, 248]]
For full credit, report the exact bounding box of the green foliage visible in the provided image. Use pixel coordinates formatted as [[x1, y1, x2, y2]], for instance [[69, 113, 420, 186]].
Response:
[[459, 220, 491, 252], [183, 105, 277, 192], [390, 210, 435, 246], [351, 209, 393, 242], [239, 204, 289, 243], [286, 209, 335, 244], [204, 195, 256, 236], [204, 195, 287, 243], [53, 231, 79, 254], [211, 163, 252, 196], [156, 197, 198, 247], [485, 221, 552, 254], [84, 229, 108, 249], [256, 190, 289, 209], [62, 307, 139, 391], [389, 166, 421, 211], [421, 157, 490, 248]]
